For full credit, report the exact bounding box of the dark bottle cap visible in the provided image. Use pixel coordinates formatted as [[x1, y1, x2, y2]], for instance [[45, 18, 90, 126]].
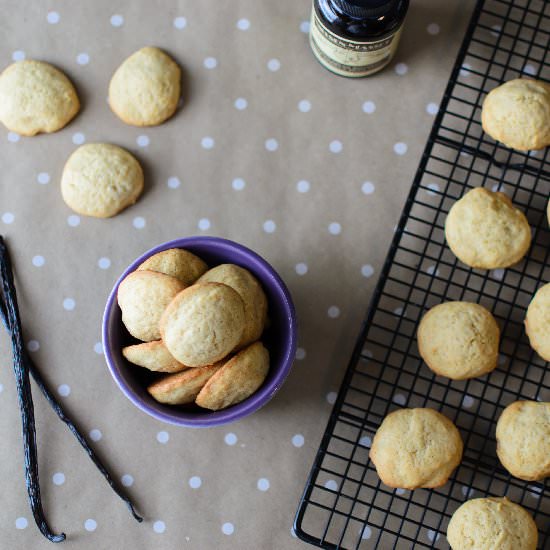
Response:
[[333, 0, 398, 18]]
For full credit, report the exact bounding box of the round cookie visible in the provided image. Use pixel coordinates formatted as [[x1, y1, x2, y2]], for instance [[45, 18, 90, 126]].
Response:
[[147, 364, 222, 405], [159, 283, 245, 367], [417, 301, 500, 380], [481, 78, 550, 151], [197, 264, 267, 348], [496, 400, 550, 481], [117, 270, 186, 342], [122, 340, 187, 373], [61, 143, 144, 218], [196, 342, 270, 410], [447, 497, 538, 550], [138, 248, 208, 286], [370, 408, 463, 489], [445, 187, 531, 269], [109, 46, 181, 126], [525, 282, 550, 361], [0, 60, 79, 136]]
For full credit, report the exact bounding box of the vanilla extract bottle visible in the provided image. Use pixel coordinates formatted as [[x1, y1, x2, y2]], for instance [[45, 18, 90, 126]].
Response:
[[309, 0, 409, 77]]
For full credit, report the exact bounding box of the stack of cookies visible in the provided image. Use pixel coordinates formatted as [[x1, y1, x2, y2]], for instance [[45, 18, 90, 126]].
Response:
[[117, 248, 270, 411]]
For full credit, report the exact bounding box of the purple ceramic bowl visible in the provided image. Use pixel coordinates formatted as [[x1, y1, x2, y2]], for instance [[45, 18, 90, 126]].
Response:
[[102, 236, 297, 427]]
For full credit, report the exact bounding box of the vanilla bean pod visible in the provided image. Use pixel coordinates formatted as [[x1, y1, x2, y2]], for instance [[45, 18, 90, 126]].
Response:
[[0, 237, 143, 534], [0, 237, 65, 543]]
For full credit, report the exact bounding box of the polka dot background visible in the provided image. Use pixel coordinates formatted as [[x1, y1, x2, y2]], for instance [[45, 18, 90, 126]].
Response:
[[0, 1, 472, 548]]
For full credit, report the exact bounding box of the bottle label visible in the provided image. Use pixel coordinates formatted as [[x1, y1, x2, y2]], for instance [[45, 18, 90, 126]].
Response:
[[309, 8, 403, 77]]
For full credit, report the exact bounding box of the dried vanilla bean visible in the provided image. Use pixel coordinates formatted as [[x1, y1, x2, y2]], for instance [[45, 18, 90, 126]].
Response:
[[0, 236, 143, 543]]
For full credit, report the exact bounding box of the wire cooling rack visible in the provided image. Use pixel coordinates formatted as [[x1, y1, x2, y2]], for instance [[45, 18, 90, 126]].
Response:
[[294, 0, 550, 548]]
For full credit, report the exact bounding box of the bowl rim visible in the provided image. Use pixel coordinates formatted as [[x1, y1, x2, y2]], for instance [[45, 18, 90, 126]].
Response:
[[102, 236, 297, 428]]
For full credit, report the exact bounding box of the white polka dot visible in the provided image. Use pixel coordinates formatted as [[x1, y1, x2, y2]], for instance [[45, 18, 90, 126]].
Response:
[[12, 50, 25, 61], [298, 99, 311, 113], [110, 14, 124, 27], [84, 519, 97, 532], [89, 429, 102, 442], [232, 177, 246, 190], [15, 517, 28, 529], [37, 172, 50, 185], [326, 392, 337, 404], [296, 180, 310, 193], [2, 212, 14, 224], [27, 340, 40, 352], [265, 138, 278, 151], [462, 395, 475, 408], [166, 176, 181, 189], [7, 132, 20, 142], [491, 269, 505, 281], [524, 64, 537, 76], [426, 182, 440, 195], [361, 525, 372, 540], [460, 63, 472, 77], [201, 136, 215, 149], [300, 21, 310, 33], [490, 24, 501, 37], [67, 215, 80, 227], [57, 384, 71, 397], [234, 97, 248, 110], [263, 220, 276, 233], [393, 142, 408, 155], [136, 135, 149, 147], [173, 16, 187, 29], [267, 58, 281, 72], [359, 435, 371, 448], [395, 62, 408, 75], [94, 342, 103, 355], [203, 57, 218, 69], [97, 257, 111, 270], [47, 11, 60, 24], [257, 478, 270, 491], [361, 181, 375, 195], [76, 53, 90, 65], [427, 23, 440, 35], [426, 265, 439, 276], [295, 263, 308, 275], [32, 255, 45, 267], [328, 222, 341, 235], [361, 264, 374, 278], [133, 217, 146, 229], [189, 476, 202, 489], [222, 523, 234, 535], [394, 307, 404, 316], [427, 530, 440, 542], [153, 521, 165, 534], [295, 348, 306, 360], [52, 472, 65, 486], [329, 140, 343, 153], [72, 132, 85, 145], [157, 431, 169, 444], [324, 479, 338, 491], [63, 298, 75, 311], [362, 101, 376, 114], [328, 306, 340, 319], [393, 393, 406, 405], [225, 433, 237, 445], [426, 102, 438, 115], [121, 474, 134, 487], [237, 18, 250, 30], [292, 434, 304, 447], [198, 218, 211, 231], [461, 486, 474, 498]]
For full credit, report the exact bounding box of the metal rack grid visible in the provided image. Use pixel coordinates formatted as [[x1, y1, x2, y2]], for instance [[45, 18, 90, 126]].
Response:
[[295, 0, 550, 548]]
